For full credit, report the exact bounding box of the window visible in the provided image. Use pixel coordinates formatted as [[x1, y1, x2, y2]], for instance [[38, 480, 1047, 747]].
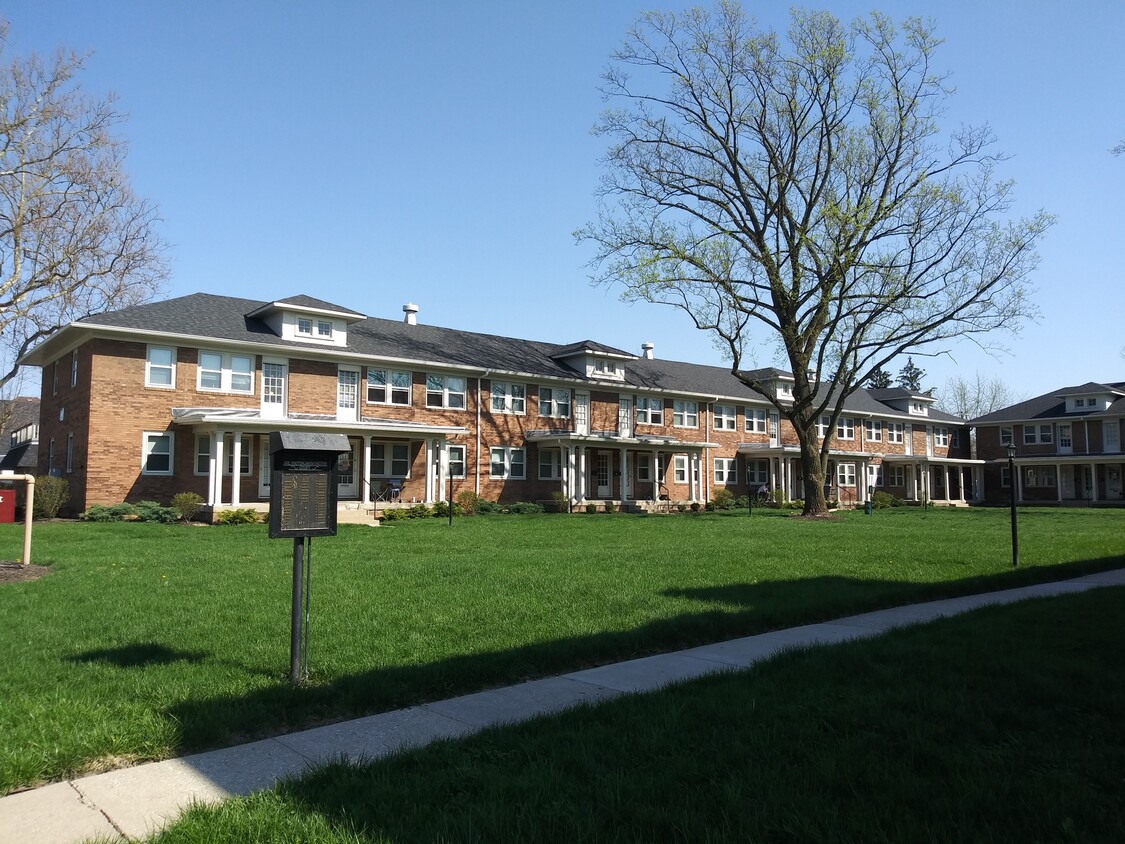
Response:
[[714, 458, 736, 485], [950, 430, 960, 448], [836, 462, 856, 487], [816, 415, 832, 438], [539, 387, 571, 418], [71, 350, 78, 388], [66, 434, 74, 473], [367, 368, 412, 405], [262, 361, 286, 408], [146, 346, 175, 387], [1023, 424, 1053, 445], [1024, 466, 1057, 488], [224, 434, 252, 476], [539, 448, 563, 480], [195, 435, 210, 475], [636, 396, 664, 425], [372, 442, 411, 478], [297, 318, 313, 335], [593, 359, 620, 377], [490, 447, 525, 479], [870, 465, 884, 487], [745, 409, 767, 433], [673, 400, 698, 428], [447, 445, 466, 479], [48, 438, 55, 474], [887, 423, 904, 444], [636, 454, 651, 482], [317, 320, 332, 338], [1000, 426, 1013, 446], [142, 432, 174, 475], [1001, 467, 1011, 488], [778, 382, 793, 398], [426, 374, 466, 409], [910, 401, 927, 415], [837, 417, 855, 440], [52, 361, 58, 395], [197, 351, 254, 393], [1059, 425, 1072, 449], [864, 420, 882, 442], [934, 427, 950, 447], [713, 404, 737, 431], [674, 455, 688, 483], [1075, 398, 1085, 408], [490, 381, 526, 414], [746, 459, 768, 485], [888, 466, 905, 486]]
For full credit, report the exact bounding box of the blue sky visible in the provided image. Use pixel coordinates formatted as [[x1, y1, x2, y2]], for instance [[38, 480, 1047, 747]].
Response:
[[4, 1, 1122, 401]]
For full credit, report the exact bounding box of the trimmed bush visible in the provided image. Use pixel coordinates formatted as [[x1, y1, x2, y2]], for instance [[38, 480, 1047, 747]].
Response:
[[872, 490, 899, 509], [711, 489, 734, 510], [585, 503, 598, 514], [82, 504, 123, 522], [548, 491, 570, 513], [690, 502, 701, 512], [214, 508, 260, 525], [33, 476, 70, 519], [476, 499, 502, 515], [407, 504, 432, 519], [456, 490, 480, 515], [134, 500, 180, 523], [506, 501, 543, 515], [172, 492, 204, 522], [381, 508, 408, 522], [431, 501, 462, 518], [603, 501, 616, 514]]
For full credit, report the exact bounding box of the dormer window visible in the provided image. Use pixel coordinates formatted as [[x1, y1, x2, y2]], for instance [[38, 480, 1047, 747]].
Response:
[[594, 359, 619, 376], [297, 318, 313, 335], [317, 320, 332, 338], [909, 401, 927, 415], [587, 355, 626, 380]]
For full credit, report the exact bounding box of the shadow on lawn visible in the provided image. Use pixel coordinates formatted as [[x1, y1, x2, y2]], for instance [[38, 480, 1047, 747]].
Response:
[[70, 642, 209, 668], [163, 554, 1123, 760]]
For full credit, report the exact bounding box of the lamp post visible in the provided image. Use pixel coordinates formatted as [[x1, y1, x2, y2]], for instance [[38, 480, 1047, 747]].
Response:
[[1006, 443, 1018, 567]]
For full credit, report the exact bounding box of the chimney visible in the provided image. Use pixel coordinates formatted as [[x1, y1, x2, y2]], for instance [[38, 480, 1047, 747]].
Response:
[[641, 342, 655, 360], [403, 303, 418, 325]]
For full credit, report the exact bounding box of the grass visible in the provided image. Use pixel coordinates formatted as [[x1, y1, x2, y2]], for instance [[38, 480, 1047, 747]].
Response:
[[145, 586, 1125, 844], [0, 506, 1122, 795]]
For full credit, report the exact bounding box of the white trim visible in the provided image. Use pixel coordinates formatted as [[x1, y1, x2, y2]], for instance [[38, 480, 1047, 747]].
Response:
[[141, 431, 175, 475]]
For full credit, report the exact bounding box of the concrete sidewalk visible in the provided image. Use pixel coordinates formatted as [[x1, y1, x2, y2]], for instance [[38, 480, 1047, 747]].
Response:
[[3, 568, 1123, 844]]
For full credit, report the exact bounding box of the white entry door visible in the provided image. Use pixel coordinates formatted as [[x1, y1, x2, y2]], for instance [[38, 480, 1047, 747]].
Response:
[[596, 452, 611, 497], [618, 397, 632, 438], [337, 439, 360, 498], [575, 391, 590, 435]]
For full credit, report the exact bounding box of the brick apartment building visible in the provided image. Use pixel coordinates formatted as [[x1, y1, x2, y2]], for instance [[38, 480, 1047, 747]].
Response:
[[21, 293, 976, 518]]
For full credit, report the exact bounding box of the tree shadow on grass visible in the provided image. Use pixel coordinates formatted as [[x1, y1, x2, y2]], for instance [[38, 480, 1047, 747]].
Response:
[[69, 642, 210, 668]]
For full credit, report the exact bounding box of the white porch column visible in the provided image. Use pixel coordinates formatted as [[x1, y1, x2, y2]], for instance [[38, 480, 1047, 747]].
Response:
[[212, 430, 226, 507], [566, 447, 577, 502], [1090, 462, 1098, 501], [942, 466, 950, 503], [362, 437, 372, 505], [230, 434, 242, 507], [620, 449, 629, 501], [578, 447, 587, 502], [654, 450, 662, 501], [688, 453, 697, 501], [437, 440, 448, 505], [424, 439, 435, 503]]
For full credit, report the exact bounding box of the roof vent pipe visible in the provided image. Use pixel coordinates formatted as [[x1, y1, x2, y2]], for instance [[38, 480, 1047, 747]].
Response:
[[641, 342, 655, 360], [403, 303, 419, 325]]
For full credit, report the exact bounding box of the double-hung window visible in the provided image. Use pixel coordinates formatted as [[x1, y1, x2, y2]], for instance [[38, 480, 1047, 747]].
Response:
[[367, 368, 412, 405], [538, 448, 563, 480], [837, 417, 855, 440], [933, 427, 950, 447], [746, 459, 769, 485], [297, 318, 313, 336], [888, 466, 905, 486], [673, 400, 698, 428], [491, 381, 526, 414], [714, 458, 737, 485], [887, 423, 905, 444], [836, 463, 856, 487], [816, 415, 832, 438], [673, 455, 688, 483], [142, 432, 174, 475], [426, 374, 466, 409], [864, 420, 882, 442], [146, 346, 176, 388], [636, 454, 651, 482], [490, 446, 525, 479], [713, 404, 736, 431], [371, 442, 411, 478], [539, 387, 571, 418], [636, 397, 664, 425], [745, 409, 767, 433], [1023, 424, 1052, 445], [317, 320, 333, 338], [198, 351, 254, 393], [71, 351, 78, 388], [447, 445, 466, 479], [1000, 426, 1013, 446]]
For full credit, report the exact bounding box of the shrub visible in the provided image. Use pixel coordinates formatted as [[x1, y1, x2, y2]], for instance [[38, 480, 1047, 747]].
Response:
[[603, 501, 616, 514], [734, 495, 750, 510], [787, 499, 805, 510], [214, 508, 260, 525], [689, 502, 701, 512], [172, 492, 204, 522], [872, 490, 898, 510], [506, 501, 543, 515], [33, 476, 70, 519], [770, 489, 788, 507], [585, 503, 598, 514], [381, 507, 408, 522], [548, 491, 570, 513], [431, 500, 462, 518], [676, 503, 687, 513], [456, 490, 480, 515], [704, 500, 716, 511], [82, 504, 122, 522], [711, 488, 734, 510], [407, 503, 432, 519], [108, 502, 137, 519], [134, 500, 180, 523], [476, 499, 502, 514]]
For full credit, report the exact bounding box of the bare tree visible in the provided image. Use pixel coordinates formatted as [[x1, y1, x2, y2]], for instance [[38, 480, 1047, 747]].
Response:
[[0, 25, 168, 393], [578, 3, 1053, 515]]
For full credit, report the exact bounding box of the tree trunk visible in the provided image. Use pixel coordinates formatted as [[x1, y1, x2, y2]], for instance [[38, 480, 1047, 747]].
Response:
[[794, 424, 830, 517]]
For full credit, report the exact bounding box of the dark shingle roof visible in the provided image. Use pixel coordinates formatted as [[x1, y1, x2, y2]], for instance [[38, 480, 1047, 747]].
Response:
[[971, 381, 1125, 424], [0, 441, 36, 471]]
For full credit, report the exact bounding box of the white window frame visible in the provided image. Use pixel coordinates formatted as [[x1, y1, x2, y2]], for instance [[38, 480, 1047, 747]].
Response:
[[142, 431, 174, 476], [745, 409, 767, 433], [539, 387, 571, 418], [447, 444, 466, 479], [1001, 467, 1011, 488], [145, 346, 176, 388], [636, 453, 651, 482], [746, 459, 768, 486], [317, 320, 333, 338], [66, 433, 74, 473], [673, 400, 698, 428], [714, 457, 737, 485], [1023, 424, 1053, 445], [887, 423, 905, 444], [934, 427, 950, 447], [490, 381, 526, 415], [864, 419, 882, 442], [71, 350, 78, 388], [367, 368, 412, 406], [1000, 426, 1013, 446], [673, 455, 688, 484], [538, 447, 563, 481], [224, 434, 253, 476], [836, 417, 855, 440], [426, 374, 467, 409], [816, 415, 832, 439], [713, 404, 737, 431], [490, 446, 526, 480], [636, 396, 664, 425], [197, 350, 254, 394], [371, 441, 412, 479], [888, 466, 905, 486], [297, 317, 313, 335], [836, 462, 857, 487]]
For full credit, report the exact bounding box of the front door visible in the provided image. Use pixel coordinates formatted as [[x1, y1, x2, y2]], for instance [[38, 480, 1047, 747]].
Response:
[[596, 452, 611, 497], [1105, 421, 1121, 454], [337, 438, 360, 498], [337, 368, 360, 422], [1060, 466, 1075, 500], [575, 392, 590, 435]]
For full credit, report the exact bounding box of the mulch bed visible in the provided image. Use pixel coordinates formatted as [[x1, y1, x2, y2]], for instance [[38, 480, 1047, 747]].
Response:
[[0, 563, 50, 585]]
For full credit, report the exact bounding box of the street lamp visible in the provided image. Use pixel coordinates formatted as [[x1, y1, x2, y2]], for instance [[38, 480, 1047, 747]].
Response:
[[1006, 443, 1019, 567]]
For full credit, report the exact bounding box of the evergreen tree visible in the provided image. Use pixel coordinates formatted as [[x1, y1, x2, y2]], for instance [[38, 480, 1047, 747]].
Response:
[[866, 367, 893, 389], [897, 357, 926, 392]]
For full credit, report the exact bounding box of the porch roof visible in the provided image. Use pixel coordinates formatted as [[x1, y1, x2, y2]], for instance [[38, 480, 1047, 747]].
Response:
[[526, 430, 714, 450], [170, 407, 467, 438]]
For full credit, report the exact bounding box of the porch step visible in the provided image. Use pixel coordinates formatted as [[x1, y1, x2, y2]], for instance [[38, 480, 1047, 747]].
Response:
[[335, 506, 380, 526]]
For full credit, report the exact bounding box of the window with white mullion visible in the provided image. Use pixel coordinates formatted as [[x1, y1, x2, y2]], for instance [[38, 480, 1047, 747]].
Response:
[[538, 448, 563, 480], [864, 420, 882, 442], [836, 417, 855, 440], [673, 400, 698, 428], [367, 368, 412, 405], [714, 458, 737, 485], [539, 387, 571, 418], [713, 404, 736, 431], [426, 374, 467, 409], [745, 409, 767, 433], [490, 446, 526, 479], [490, 381, 526, 414], [145, 346, 176, 388], [197, 350, 254, 394], [636, 396, 664, 425]]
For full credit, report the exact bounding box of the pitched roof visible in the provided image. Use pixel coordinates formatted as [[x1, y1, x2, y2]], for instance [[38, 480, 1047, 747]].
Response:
[[971, 381, 1125, 424]]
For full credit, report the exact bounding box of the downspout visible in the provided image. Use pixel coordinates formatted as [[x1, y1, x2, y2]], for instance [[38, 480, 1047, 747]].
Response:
[[476, 371, 491, 495]]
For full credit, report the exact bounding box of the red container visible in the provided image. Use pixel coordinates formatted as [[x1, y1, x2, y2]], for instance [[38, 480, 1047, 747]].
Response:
[[0, 488, 15, 523]]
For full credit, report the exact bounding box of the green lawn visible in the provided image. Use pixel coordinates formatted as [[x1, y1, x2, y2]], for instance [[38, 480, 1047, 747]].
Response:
[[0, 507, 1122, 795], [146, 586, 1125, 844]]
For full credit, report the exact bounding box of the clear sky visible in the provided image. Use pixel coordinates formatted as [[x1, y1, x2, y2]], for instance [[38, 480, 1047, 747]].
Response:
[[3, 1, 1122, 402]]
